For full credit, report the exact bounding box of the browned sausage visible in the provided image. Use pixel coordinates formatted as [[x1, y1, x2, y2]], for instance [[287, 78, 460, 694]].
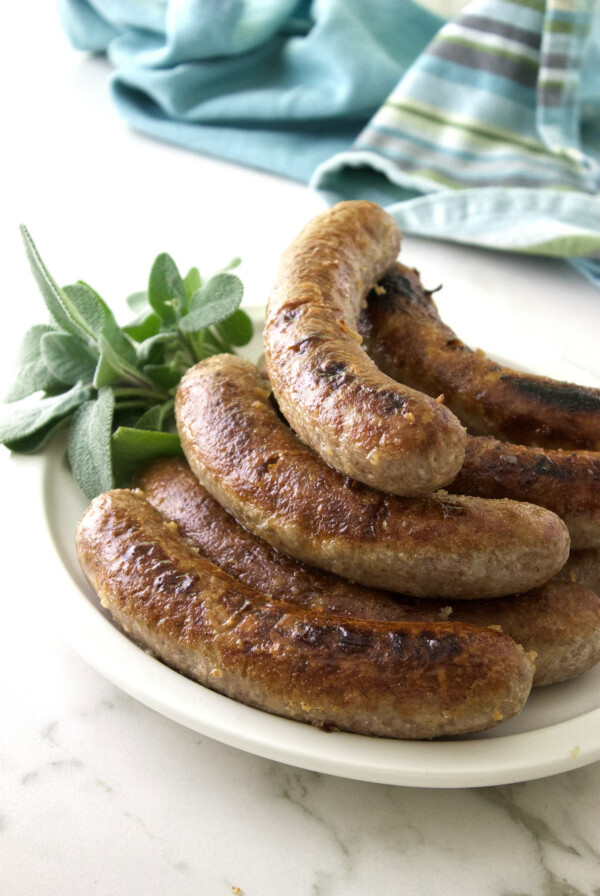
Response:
[[556, 548, 600, 595], [359, 262, 600, 450], [260, 346, 600, 550], [447, 436, 600, 550], [175, 355, 570, 598], [139, 456, 600, 687], [264, 201, 466, 496], [76, 490, 534, 739]]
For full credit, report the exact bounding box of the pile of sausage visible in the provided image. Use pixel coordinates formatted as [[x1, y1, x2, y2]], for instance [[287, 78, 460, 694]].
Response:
[[77, 201, 600, 740]]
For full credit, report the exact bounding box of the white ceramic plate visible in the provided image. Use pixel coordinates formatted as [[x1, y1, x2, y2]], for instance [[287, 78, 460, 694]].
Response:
[[26, 307, 600, 788]]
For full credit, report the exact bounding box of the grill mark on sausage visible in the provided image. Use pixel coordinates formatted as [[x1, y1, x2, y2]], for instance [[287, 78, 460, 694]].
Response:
[[264, 201, 467, 496], [176, 355, 570, 597], [500, 375, 600, 414], [360, 260, 600, 451], [77, 490, 537, 738], [314, 361, 357, 389], [292, 336, 324, 354], [138, 457, 600, 686]]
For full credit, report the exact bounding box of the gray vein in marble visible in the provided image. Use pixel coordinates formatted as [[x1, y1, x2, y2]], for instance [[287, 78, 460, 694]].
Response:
[[265, 765, 357, 896], [485, 788, 580, 856], [121, 809, 191, 876], [503, 885, 600, 896], [20, 758, 83, 786], [20, 771, 38, 785], [272, 767, 351, 860], [40, 720, 60, 744], [94, 778, 113, 794], [480, 786, 600, 896]]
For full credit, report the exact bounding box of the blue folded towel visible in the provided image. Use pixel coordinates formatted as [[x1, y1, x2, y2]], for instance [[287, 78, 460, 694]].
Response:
[[60, 0, 600, 286]]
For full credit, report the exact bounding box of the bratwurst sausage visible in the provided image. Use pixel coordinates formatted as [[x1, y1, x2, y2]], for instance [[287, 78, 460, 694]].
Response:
[[556, 548, 600, 595], [359, 262, 600, 450], [175, 355, 570, 598], [76, 490, 534, 739], [139, 456, 600, 687], [448, 436, 600, 551], [264, 201, 466, 496]]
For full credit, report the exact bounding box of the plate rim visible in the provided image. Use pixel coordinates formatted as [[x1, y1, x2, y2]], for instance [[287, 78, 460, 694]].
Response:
[[29, 304, 600, 788]]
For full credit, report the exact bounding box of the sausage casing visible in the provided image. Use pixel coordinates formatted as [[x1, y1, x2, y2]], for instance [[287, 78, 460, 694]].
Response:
[[556, 548, 600, 595], [139, 457, 600, 687], [264, 201, 466, 496], [359, 262, 600, 450], [76, 490, 534, 739], [448, 436, 600, 550], [175, 355, 570, 598]]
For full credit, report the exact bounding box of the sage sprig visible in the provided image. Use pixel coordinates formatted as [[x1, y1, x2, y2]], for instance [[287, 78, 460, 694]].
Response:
[[0, 228, 252, 499]]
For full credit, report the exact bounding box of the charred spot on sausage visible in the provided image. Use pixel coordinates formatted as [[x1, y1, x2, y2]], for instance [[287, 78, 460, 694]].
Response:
[[314, 361, 357, 389], [501, 376, 600, 413]]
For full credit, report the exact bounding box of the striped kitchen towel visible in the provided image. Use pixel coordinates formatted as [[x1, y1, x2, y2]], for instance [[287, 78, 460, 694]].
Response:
[[313, 0, 600, 287], [59, 0, 600, 285]]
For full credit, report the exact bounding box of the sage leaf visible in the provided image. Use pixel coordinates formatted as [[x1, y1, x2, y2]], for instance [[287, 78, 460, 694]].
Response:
[[4, 324, 64, 402], [179, 272, 243, 333], [4, 413, 73, 454], [134, 401, 174, 432], [94, 336, 158, 391], [148, 253, 186, 323], [126, 290, 150, 313], [62, 282, 106, 338], [0, 382, 90, 443], [98, 303, 138, 365], [184, 266, 202, 299], [142, 362, 182, 390], [4, 234, 250, 491], [216, 308, 253, 347], [123, 309, 161, 342], [72, 279, 138, 363], [41, 332, 98, 385], [220, 257, 241, 272], [21, 227, 97, 342], [135, 332, 180, 365], [68, 386, 115, 499], [112, 426, 182, 485]]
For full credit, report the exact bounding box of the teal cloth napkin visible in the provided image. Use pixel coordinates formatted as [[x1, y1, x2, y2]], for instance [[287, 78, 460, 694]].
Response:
[[60, 0, 600, 286]]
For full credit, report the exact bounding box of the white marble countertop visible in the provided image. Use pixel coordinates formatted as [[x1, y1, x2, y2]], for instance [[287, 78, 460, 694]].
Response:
[[2, 4, 600, 894]]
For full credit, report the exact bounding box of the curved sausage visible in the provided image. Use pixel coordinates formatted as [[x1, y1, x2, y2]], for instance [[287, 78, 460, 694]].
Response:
[[359, 262, 600, 450], [448, 436, 600, 551], [556, 548, 600, 595], [175, 355, 570, 598], [139, 457, 600, 687], [264, 201, 466, 496], [76, 490, 534, 739]]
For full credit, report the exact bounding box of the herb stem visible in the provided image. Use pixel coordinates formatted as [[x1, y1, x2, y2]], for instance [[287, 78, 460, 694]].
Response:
[[202, 332, 232, 355], [112, 386, 170, 403], [113, 399, 155, 411]]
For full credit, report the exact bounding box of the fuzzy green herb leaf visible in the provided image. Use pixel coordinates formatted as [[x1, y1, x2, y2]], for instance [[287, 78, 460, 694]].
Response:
[[3, 229, 252, 498], [134, 401, 175, 432], [184, 266, 202, 298], [123, 309, 161, 342], [4, 324, 64, 402], [41, 332, 98, 385], [126, 290, 150, 313], [148, 253, 186, 323], [0, 382, 90, 443], [21, 227, 98, 343], [179, 272, 243, 333], [68, 387, 115, 499], [112, 427, 182, 486], [4, 414, 74, 454], [62, 283, 106, 337], [216, 308, 253, 347]]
